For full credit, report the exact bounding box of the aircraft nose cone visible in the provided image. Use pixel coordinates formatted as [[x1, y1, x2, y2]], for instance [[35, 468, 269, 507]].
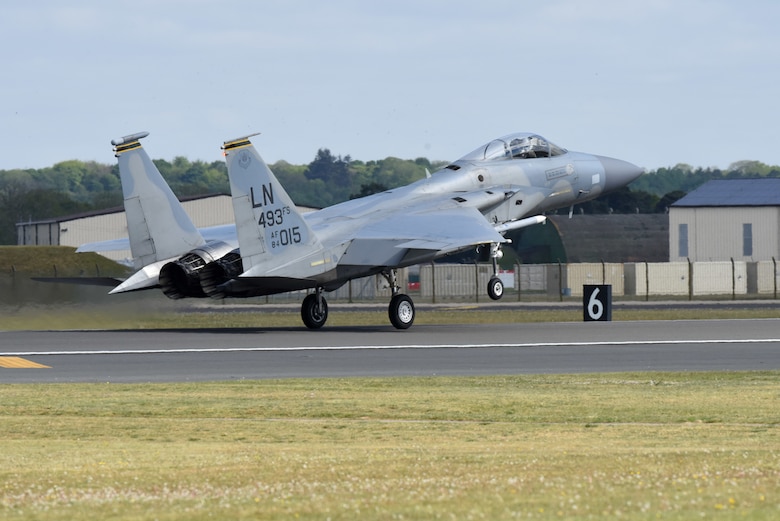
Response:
[[596, 155, 644, 192]]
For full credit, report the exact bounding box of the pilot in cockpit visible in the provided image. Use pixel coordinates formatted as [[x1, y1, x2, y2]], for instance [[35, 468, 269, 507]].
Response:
[[509, 135, 551, 159], [509, 136, 536, 159]]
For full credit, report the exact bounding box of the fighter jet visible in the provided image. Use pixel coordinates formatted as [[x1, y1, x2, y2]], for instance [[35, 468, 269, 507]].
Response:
[[80, 131, 642, 329]]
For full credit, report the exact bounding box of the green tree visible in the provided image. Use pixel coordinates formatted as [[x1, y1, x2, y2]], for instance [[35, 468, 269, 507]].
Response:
[[350, 181, 389, 199], [305, 148, 352, 189], [372, 157, 426, 188], [0, 180, 33, 244], [0, 185, 92, 244], [728, 160, 771, 176], [655, 190, 686, 213]]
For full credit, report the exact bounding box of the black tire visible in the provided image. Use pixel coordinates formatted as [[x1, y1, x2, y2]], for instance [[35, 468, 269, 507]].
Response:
[[389, 294, 415, 329], [301, 294, 328, 329], [487, 277, 504, 300]]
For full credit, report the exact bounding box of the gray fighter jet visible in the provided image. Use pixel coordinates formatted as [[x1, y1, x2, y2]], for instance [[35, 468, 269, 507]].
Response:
[[82, 131, 642, 329]]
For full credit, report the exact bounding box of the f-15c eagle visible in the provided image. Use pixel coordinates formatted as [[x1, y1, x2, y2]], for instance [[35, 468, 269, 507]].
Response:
[[79, 131, 642, 329]]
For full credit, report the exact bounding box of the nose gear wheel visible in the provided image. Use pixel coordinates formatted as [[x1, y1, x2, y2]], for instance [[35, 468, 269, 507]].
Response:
[[487, 277, 504, 300]]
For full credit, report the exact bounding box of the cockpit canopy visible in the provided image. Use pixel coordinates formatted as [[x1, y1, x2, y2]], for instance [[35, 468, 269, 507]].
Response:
[[458, 133, 567, 162]]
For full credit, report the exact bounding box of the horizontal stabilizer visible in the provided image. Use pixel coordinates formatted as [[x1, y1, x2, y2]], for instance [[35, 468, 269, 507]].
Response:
[[32, 277, 124, 288], [109, 259, 167, 294]]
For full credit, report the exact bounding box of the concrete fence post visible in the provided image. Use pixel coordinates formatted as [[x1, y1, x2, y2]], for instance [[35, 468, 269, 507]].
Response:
[[687, 258, 693, 300], [431, 262, 436, 304], [474, 261, 479, 303]]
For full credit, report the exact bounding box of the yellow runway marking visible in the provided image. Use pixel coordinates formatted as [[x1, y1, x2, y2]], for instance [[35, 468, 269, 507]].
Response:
[[0, 357, 51, 369]]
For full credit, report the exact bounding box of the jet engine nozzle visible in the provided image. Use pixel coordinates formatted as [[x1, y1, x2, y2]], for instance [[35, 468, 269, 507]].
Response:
[[159, 254, 208, 299], [200, 251, 244, 299], [158, 241, 235, 299]]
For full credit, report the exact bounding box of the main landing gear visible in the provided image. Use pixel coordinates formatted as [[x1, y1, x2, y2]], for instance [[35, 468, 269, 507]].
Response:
[[301, 247, 505, 330], [301, 288, 328, 329], [300, 270, 416, 330], [383, 269, 415, 330]]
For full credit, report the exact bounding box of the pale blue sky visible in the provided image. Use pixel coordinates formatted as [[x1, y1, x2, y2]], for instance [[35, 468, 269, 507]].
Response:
[[2, 1, 779, 171]]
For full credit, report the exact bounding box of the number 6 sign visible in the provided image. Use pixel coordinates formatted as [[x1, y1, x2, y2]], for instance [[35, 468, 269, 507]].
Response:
[[583, 285, 612, 321]]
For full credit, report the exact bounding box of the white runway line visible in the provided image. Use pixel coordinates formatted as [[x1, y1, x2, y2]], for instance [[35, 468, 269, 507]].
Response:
[[3, 338, 779, 357]]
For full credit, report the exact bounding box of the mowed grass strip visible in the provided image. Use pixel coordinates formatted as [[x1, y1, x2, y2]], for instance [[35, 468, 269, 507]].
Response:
[[2, 304, 780, 331], [1, 373, 779, 520]]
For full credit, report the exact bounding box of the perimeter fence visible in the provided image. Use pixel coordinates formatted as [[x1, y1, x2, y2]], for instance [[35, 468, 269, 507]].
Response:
[[257, 259, 780, 302], [329, 260, 780, 302], [5, 260, 779, 305]]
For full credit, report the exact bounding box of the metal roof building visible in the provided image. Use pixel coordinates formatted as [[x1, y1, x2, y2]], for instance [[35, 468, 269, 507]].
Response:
[[669, 179, 780, 261], [17, 194, 235, 263], [17, 194, 318, 264]]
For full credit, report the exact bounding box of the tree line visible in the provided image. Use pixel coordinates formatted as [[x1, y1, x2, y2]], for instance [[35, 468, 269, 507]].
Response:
[[2, 151, 779, 245]]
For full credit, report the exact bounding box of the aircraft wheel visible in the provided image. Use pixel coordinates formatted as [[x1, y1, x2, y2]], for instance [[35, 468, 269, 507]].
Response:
[[487, 277, 504, 300], [389, 294, 415, 329], [301, 294, 328, 329]]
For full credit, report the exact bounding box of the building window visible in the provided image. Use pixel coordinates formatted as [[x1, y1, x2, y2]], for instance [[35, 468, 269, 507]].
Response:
[[678, 223, 688, 257], [743, 223, 753, 257]]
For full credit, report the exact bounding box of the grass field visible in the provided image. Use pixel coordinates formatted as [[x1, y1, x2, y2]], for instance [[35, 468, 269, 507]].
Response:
[[0, 246, 128, 277], [2, 247, 780, 519], [2, 303, 780, 331], [1, 373, 779, 520]]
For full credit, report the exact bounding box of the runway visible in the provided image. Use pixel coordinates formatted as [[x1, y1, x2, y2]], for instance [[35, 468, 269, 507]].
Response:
[[2, 318, 780, 383]]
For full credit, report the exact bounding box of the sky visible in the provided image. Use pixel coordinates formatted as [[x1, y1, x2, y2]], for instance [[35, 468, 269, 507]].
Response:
[[2, 1, 779, 172]]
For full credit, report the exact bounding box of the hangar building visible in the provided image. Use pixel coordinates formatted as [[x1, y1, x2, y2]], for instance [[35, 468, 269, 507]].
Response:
[[669, 178, 780, 262], [17, 194, 318, 264], [17, 194, 235, 263], [505, 214, 668, 264]]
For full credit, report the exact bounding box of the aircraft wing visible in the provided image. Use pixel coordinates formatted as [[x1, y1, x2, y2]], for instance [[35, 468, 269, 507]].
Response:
[[364, 206, 505, 249], [337, 206, 510, 267], [334, 182, 553, 268]]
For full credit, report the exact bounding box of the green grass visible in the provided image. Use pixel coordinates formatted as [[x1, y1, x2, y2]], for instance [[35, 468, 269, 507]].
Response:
[[1, 373, 779, 520], [3, 250, 780, 519], [1, 304, 780, 331], [0, 246, 129, 277]]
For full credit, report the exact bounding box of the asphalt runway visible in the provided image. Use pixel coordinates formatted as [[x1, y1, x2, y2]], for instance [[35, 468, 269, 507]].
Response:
[[2, 318, 780, 383]]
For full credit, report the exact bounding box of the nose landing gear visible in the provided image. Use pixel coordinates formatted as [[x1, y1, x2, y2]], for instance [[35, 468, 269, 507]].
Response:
[[487, 242, 504, 301]]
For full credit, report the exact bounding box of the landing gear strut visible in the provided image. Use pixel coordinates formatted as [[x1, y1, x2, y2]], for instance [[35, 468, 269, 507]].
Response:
[[487, 243, 504, 301], [301, 288, 328, 329], [383, 269, 415, 329]]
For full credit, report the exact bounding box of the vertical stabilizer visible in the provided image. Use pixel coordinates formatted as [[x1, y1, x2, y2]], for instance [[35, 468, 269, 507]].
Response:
[[112, 132, 205, 269], [223, 135, 324, 275]]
